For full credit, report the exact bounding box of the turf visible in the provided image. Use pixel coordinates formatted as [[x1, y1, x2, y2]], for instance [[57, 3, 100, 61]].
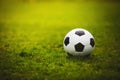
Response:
[[0, 1, 120, 80]]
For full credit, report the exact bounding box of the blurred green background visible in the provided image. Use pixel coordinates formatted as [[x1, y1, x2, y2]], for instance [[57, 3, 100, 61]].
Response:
[[0, 0, 120, 80]]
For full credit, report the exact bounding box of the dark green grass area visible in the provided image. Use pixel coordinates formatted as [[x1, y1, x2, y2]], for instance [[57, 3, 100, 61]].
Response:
[[0, 1, 120, 80]]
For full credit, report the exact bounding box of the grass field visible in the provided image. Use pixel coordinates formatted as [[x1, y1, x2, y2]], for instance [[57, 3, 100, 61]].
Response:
[[0, 1, 120, 80]]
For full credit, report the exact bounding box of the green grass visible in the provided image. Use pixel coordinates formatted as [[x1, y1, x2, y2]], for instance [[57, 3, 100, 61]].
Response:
[[0, 1, 120, 80]]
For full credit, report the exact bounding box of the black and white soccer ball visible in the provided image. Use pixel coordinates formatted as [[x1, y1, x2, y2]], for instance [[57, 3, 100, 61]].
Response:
[[63, 28, 95, 56]]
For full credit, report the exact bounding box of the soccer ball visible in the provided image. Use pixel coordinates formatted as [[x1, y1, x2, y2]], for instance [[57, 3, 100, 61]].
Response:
[[63, 28, 95, 56]]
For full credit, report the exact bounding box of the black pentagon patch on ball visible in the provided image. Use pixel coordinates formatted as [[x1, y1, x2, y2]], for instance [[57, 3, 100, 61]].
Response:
[[90, 38, 95, 47], [64, 37, 70, 46], [75, 43, 84, 52], [75, 30, 85, 36]]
